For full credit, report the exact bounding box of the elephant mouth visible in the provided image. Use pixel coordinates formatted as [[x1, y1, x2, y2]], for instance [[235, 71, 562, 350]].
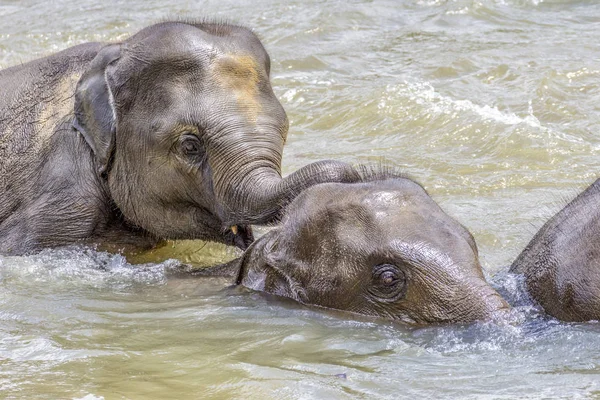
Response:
[[224, 224, 255, 250]]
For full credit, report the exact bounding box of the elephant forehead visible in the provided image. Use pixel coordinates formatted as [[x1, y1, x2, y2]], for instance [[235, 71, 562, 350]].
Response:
[[212, 54, 262, 122], [214, 54, 260, 81], [358, 188, 428, 221], [361, 190, 411, 209]]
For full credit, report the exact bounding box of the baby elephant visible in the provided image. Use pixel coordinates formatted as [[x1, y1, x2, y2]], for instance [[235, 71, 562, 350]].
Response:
[[511, 179, 600, 322], [199, 170, 509, 324], [0, 20, 358, 255]]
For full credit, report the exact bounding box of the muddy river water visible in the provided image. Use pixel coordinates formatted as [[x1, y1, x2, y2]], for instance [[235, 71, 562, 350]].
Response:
[[1, 0, 600, 398]]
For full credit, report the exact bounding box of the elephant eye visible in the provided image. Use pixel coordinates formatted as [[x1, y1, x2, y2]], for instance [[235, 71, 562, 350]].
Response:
[[369, 263, 407, 302], [180, 135, 204, 160], [381, 271, 397, 286]]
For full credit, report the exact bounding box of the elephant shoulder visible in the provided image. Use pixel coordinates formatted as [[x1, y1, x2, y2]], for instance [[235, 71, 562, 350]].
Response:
[[0, 42, 105, 196], [0, 41, 104, 131]]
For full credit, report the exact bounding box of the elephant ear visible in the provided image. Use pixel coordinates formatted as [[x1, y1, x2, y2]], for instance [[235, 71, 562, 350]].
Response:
[[73, 44, 121, 176]]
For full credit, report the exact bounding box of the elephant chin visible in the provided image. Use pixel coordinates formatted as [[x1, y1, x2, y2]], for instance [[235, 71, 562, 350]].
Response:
[[223, 224, 254, 250]]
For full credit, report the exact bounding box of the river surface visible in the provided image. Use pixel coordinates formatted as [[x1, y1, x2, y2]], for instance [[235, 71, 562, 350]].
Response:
[[1, 0, 600, 398]]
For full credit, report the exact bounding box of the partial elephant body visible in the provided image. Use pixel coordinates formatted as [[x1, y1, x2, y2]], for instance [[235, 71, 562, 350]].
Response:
[[511, 179, 600, 321], [0, 44, 94, 196], [197, 170, 509, 324], [0, 21, 359, 255], [0, 43, 130, 253]]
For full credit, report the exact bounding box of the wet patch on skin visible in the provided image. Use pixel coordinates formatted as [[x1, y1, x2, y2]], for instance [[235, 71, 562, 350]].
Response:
[[36, 73, 81, 147], [213, 54, 261, 123], [1, 73, 80, 145], [0, 72, 81, 187]]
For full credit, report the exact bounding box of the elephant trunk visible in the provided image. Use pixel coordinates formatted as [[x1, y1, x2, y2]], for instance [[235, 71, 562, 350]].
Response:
[[214, 156, 360, 226], [206, 92, 359, 226]]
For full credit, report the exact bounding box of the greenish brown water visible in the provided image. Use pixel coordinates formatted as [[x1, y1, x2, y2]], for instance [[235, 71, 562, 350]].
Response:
[[2, 0, 600, 398]]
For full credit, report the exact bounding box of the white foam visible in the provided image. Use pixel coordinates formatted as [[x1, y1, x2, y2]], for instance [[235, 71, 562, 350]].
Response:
[[0, 335, 112, 363], [383, 81, 544, 128], [0, 247, 180, 290]]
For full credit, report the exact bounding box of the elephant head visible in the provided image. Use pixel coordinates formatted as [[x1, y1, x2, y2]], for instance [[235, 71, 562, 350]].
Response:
[[73, 21, 358, 249], [201, 169, 509, 324]]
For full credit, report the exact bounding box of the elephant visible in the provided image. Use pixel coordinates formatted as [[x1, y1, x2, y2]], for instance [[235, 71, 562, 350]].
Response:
[[0, 20, 359, 255], [196, 168, 509, 324], [510, 179, 600, 322]]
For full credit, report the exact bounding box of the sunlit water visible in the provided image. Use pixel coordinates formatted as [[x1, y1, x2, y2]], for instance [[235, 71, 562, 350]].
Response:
[[2, 0, 600, 398]]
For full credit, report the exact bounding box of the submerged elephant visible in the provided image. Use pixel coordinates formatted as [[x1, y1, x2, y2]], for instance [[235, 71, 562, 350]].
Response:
[[198, 169, 509, 324], [511, 179, 600, 322], [0, 20, 358, 255]]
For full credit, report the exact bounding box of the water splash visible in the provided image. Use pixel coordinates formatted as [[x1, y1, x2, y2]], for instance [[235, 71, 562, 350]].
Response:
[[381, 81, 543, 128], [0, 247, 180, 290]]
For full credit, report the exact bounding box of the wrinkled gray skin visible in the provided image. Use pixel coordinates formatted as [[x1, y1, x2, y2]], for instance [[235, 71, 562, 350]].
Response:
[[0, 20, 358, 255], [199, 172, 509, 324], [511, 179, 600, 322]]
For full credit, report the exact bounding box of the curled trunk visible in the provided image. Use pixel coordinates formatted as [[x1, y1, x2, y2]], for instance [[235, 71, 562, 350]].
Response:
[[217, 160, 361, 225]]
